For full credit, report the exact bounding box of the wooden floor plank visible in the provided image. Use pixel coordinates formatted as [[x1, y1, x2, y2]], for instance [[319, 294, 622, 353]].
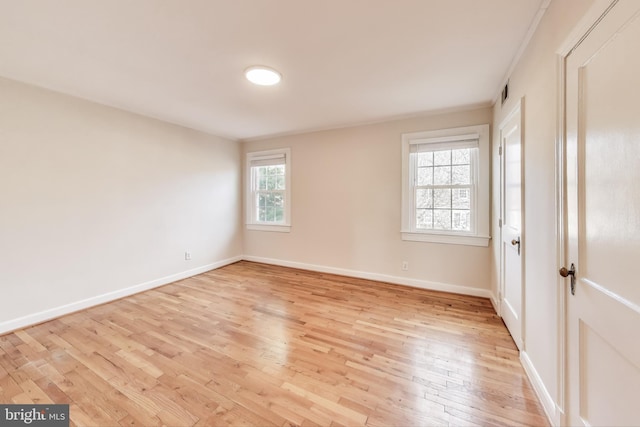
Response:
[[0, 261, 547, 426]]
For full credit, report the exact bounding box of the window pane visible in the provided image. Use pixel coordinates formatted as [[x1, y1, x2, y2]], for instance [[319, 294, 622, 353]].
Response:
[[417, 152, 433, 167], [434, 166, 451, 185], [254, 165, 286, 190], [273, 193, 284, 208], [452, 188, 470, 209], [452, 210, 471, 231], [434, 150, 451, 166], [417, 167, 433, 185], [416, 189, 432, 208], [452, 165, 470, 185], [416, 209, 433, 229], [256, 192, 285, 223], [433, 209, 451, 230], [258, 193, 267, 221], [257, 167, 268, 190], [434, 189, 451, 208], [452, 149, 470, 165]]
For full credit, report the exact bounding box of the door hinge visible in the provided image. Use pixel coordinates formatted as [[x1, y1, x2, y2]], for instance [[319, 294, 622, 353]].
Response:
[[499, 146, 503, 156], [498, 218, 502, 228]]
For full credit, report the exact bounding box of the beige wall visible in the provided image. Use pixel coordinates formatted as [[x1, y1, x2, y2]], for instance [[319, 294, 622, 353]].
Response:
[[0, 77, 243, 332], [491, 0, 595, 420], [243, 107, 493, 294], [0, 2, 604, 419]]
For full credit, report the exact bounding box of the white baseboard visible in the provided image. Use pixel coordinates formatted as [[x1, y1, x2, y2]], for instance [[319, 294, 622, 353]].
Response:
[[520, 350, 559, 426], [1, 254, 492, 335], [0, 255, 243, 335], [489, 292, 501, 316], [242, 255, 492, 299]]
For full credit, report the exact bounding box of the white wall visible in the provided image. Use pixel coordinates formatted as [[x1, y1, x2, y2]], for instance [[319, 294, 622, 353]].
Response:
[[491, 0, 595, 422], [243, 107, 493, 295], [0, 77, 243, 332]]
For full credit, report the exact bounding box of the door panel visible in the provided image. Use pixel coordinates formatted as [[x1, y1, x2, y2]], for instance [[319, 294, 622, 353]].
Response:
[[500, 102, 523, 350], [578, 289, 640, 426], [565, 1, 640, 424]]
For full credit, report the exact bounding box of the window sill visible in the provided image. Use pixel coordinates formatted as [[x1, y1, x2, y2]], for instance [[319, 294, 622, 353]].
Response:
[[401, 231, 490, 247], [246, 224, 291, 233]]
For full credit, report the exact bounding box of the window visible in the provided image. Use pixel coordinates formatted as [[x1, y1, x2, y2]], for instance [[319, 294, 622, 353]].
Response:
[[246, 148, 291, 232], [401, 124, 490, 246]]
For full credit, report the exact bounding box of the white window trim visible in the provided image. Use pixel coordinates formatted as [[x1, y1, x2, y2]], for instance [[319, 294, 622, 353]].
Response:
[[401, 124, 491, 247], [246, 148, 291, 233]]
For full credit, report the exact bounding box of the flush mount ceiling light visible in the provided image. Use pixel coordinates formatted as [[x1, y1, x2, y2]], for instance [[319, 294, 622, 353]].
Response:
[[245, 66, 281, 86]]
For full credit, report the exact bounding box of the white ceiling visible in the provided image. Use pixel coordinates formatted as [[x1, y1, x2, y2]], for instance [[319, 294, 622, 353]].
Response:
[[0, 0, 544, 140]]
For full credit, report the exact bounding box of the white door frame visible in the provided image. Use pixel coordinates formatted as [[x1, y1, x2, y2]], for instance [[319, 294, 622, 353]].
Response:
[[499, 98, 525, 350], [555, 1, 619, 424]]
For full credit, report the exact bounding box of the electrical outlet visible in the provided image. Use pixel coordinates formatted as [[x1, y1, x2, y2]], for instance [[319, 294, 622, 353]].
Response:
[[402, 261, 409, 271], [185, 252, 192, 261]]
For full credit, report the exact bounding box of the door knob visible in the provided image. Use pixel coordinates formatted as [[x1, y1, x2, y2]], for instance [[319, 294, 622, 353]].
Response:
[[510, 237, 520, 254], [559, 263, 576, 295], [559, 265, 574, 277]]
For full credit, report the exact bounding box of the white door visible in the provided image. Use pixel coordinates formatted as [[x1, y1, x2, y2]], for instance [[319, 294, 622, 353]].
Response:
[[565, 1, 640, 425], [500, 101, 524, 350]]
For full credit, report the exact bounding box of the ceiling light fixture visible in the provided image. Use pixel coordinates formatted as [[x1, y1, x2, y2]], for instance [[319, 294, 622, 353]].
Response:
[[245, 66, 282, 86]]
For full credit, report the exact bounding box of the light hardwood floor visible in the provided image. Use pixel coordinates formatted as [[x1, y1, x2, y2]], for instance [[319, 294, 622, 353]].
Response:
[[0, 261, 547, 426]]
